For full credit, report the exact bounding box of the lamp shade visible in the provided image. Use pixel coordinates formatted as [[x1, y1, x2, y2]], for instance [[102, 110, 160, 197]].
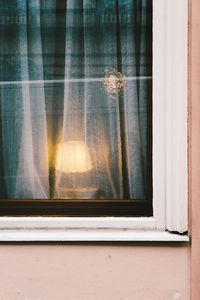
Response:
[[56, 140, 93, 173]]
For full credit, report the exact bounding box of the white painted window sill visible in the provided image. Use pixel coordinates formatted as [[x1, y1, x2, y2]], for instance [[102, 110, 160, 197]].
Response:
[[0, 217, 189, 242], [0, 229, 189, 242]]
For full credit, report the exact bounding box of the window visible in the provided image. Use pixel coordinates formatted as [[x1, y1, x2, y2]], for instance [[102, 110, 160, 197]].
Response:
[[0, 0, 152, 216], [0, 0, 188, 241]]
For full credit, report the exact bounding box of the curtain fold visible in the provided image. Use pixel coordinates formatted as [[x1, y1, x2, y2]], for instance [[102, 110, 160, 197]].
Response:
[[0, 0, 49, 198], [118, 0, 149, 199]]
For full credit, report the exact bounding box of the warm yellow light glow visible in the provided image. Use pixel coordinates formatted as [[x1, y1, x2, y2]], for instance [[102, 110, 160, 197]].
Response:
[[56, 140, 93, 173]]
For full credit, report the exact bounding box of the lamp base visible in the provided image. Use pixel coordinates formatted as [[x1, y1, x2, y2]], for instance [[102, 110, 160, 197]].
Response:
[[56, 187, 98, 199]]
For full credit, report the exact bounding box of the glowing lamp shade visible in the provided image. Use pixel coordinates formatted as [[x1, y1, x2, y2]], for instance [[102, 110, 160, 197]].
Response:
[[56, 140, 93, 174]]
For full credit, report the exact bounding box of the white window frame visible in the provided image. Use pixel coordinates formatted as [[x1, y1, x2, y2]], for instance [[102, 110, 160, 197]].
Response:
[[0, 0, 189, 242]]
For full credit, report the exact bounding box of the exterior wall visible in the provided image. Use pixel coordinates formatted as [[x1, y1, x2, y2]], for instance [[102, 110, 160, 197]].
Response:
[[2, 0, 200, 299], [190, 0, 200, 299], [0, 244, 189, 300]]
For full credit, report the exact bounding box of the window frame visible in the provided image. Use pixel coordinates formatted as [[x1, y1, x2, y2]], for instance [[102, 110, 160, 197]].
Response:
[[0, 0, 189, 241]]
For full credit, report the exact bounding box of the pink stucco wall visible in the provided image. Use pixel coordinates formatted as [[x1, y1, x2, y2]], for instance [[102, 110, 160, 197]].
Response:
[[0, 244, 190, 300], [190, 0, 200, 299]]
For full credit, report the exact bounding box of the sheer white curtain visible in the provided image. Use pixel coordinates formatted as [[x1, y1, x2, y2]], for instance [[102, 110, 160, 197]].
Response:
[[0, 0, 49, 198], [56, 0, 123, 199], [56, 0, 150, 199], [0, 0, 151, 200]]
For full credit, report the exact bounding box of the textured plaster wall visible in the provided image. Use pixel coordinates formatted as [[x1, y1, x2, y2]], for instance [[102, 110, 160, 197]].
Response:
[[0, 244, 190, 300], [190, 0, 200, 299]]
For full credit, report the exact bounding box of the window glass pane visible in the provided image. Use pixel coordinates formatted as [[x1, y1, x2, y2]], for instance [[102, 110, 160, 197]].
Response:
[[0, 0, 152, 200]]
